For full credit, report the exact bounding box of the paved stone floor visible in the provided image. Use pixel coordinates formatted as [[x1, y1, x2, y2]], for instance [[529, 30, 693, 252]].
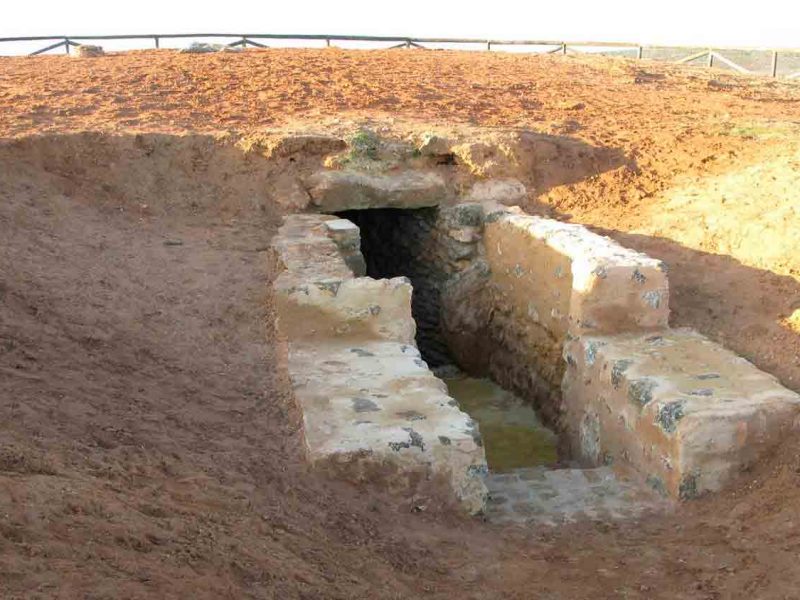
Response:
[[485, 467, 669, 526]]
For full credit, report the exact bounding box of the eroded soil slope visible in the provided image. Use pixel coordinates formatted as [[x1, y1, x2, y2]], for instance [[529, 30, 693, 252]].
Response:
[[2, 48, 800, 598]]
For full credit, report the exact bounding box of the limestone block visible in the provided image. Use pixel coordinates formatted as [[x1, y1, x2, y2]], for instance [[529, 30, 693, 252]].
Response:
[[324, 218, 366, 276], [464, 179, 527, 205], [73, 45, 104, 58], [562, 328, 800, 498], [275, 276, 416, 344], [484, 213, 669, 338], [290, 340, 488, 513], [271, 214, 355, 283], [270, 210, 488, 513], [307, 170, 450, 211]]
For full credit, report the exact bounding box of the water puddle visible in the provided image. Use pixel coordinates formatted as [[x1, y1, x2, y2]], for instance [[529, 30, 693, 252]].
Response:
[[443, 375, 559, 472]]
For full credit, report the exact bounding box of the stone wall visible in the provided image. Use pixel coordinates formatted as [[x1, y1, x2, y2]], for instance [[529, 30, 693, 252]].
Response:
[[271, 213, 489, 514], [441, 205, 670, 428], [274, 204, 800, 503], [563, 329, 800, 498]]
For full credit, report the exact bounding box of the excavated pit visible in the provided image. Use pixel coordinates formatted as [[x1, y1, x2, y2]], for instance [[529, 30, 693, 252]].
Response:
[[273, 197, 800, 522], [338, 207, 562, 473]]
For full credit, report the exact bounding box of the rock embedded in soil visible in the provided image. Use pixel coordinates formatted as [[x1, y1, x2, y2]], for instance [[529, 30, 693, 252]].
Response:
[[307, 170, 451, 211]]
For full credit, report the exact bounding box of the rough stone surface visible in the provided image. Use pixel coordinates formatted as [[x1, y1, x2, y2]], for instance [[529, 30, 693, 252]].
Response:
[[562, 328, 800, 498], [264, 133, 346, 159], [307, 170, 450, 211], [464, 178, 527, 204], [476, 213, 669, 421], [290, 340, 488, 514], [73, 45, 104, 58], [486, 467, 668, 526], [271, 213, 488, 513], [443, 207, 669, 427], [180, 42, 240, 54]]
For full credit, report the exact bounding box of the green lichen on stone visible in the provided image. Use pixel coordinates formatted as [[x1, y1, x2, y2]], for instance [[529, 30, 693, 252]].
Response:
[[350, 347, 375, 357], [585, 341, 606, 366], [388, 427, 425, 452], [655, 400, 686, 433], [642, 290, 663, 309], [646, 474, 668, 497], [396, 410, 426, 421], [352, 397, 380, 413], [628, 378, 657, 407], [442, 202, 484, 228], [611, 359, 634, 388], [314, 280, 341, 295], [679, 472, 699, 500]]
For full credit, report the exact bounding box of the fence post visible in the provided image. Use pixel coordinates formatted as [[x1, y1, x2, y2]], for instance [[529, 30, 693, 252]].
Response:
[[771, 51, 779, 77], [65, 38, 70, 55], [637, 45, 643, 59], [561, 43, 567, 55], [707, 50, 713, 67], [154, 36, 160, 49], [487, 41, 491, 51]]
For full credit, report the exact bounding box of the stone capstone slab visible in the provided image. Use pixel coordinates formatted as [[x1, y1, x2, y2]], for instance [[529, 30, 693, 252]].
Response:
[[307, 170, 450, 211], [562, 328, 800, 498]]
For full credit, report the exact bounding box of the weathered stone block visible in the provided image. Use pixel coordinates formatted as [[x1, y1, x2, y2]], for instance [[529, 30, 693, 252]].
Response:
[[271, 212, 488, 513], [476, 212, 670, 419], [485, 214, 669, 338], [307, 170, 450, 211], [562, 328, 800, 498], [290, 341, 488, 514]]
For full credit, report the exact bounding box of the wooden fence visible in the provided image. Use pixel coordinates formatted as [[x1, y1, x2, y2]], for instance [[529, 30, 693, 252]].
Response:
[[1, 33, 798, 79]]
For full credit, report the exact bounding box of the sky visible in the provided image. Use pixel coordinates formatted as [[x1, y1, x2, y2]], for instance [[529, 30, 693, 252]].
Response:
[[0, 0, 798, 55]]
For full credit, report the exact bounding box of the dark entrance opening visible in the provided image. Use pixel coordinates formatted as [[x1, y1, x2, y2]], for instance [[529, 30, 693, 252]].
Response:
[[337, 207, 453, 368]]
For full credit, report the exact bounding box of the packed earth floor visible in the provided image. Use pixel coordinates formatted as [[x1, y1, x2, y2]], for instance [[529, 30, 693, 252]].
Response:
[[1, 47, 800, 599]]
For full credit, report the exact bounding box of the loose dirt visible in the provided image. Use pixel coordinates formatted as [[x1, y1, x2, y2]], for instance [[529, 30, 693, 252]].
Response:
[[2, 48, 800, 599]]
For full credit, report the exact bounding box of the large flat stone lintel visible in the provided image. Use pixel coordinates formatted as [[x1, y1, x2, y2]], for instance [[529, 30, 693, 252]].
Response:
[[307, 170, 450, 211]]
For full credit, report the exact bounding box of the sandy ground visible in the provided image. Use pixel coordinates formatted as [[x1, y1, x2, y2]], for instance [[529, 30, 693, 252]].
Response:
[[2, 48, 800, 598]]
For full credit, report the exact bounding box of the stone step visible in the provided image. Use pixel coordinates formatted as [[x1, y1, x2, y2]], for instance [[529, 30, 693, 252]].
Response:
[[485, 466, 667, 526], [563, 328, 800, 498]]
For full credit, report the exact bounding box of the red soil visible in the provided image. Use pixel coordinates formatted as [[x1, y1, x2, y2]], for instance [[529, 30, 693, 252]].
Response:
[[2, 48, 800, 599]]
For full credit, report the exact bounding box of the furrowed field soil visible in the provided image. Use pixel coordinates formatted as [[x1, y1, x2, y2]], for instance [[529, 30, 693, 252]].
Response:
[[1, 48, 800, 598]]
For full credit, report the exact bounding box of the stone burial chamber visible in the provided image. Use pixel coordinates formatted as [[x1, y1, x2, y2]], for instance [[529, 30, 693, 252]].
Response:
[[270, 193, 800, 516]]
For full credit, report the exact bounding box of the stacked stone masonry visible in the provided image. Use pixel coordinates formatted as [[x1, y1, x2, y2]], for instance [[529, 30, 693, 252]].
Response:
[[273, 193, 800, 509], [271, 214, 489, 514], [563, 329, 800, 498]]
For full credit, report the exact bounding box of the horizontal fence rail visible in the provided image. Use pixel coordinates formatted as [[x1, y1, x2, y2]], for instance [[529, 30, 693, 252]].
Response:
[[1, 33, 799, 79]]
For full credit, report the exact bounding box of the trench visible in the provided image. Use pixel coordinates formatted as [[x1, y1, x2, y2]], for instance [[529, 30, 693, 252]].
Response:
[[338, 207, 560, 473]]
